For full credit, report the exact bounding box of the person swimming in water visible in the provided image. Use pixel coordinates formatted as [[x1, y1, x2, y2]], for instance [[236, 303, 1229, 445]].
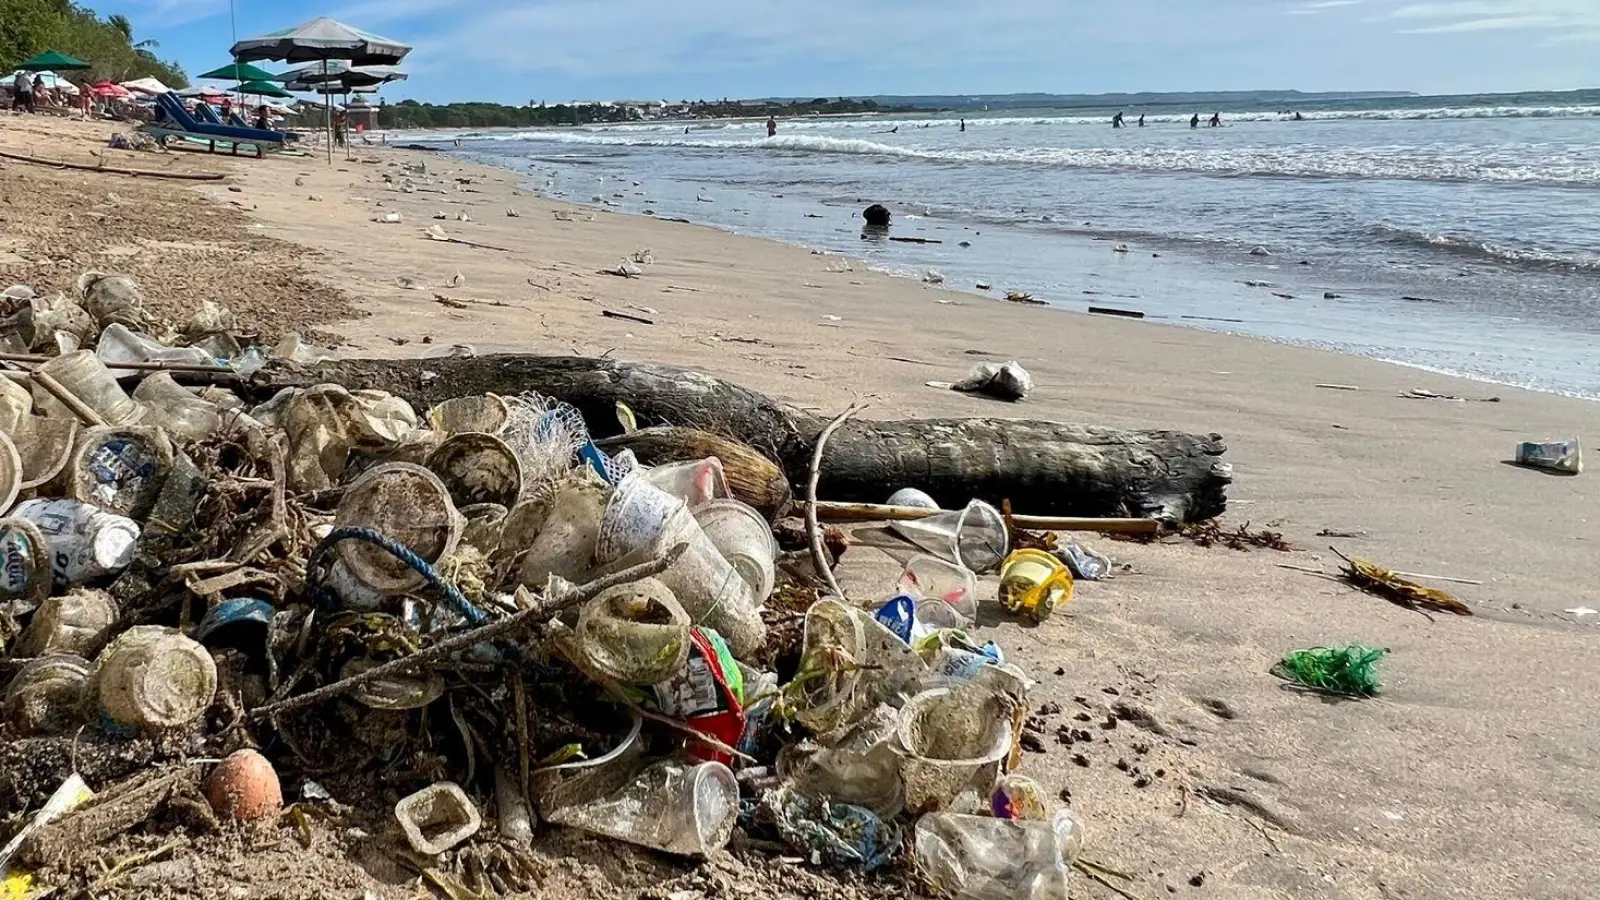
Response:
[[1190, 113, 1200, 129]]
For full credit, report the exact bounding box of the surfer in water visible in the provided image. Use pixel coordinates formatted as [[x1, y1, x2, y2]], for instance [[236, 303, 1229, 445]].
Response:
[[1112, 112, 1124, 128], [1190, 113, 1200, 129], [1209, 112, 1221, 127]]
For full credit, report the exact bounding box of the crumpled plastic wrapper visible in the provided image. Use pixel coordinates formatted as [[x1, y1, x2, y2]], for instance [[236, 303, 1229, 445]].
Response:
[[76, 271, 149, 331], [950, 361, 1033, 402]]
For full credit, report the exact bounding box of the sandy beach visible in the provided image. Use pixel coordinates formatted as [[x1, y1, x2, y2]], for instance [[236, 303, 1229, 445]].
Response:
[[2, 118, 1596, 899]]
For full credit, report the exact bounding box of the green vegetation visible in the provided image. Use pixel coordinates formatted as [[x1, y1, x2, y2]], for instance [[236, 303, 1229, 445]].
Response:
[[378, 96, 911, 130], [0, 0, 187, 86]]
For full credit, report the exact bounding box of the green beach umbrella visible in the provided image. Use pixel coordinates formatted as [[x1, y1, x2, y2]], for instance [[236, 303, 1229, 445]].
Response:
[[197, 62, 279, 82], [18, 50, 91, 72], [235, 80, 291, 98]]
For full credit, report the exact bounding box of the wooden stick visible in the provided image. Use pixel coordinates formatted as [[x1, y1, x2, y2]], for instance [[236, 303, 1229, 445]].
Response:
[[0, 352, 232, 374], [250, 544, 686, 720], [601, 310, 654, 325], [28, 371, 108, 427], [808, 403, 867, 599], [0, 149, 226, 181], [618, 699, 759, 765], [812, 501, 1161, 535]]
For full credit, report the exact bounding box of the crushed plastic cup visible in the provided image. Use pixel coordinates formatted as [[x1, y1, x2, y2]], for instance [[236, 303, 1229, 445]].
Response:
[[32, 350, 144, 425], [0, 429, 20, 514], [16, 589, 119, 657], [131, 373, 223, 443], [13, 498, 140, 586], [544, 760, 740, 857], [643, 457, 729, 508], [92, 626, 218, 732], [1515, 437, 1582, 474], [898, 555, 979, 623], [96, 323, 212, 377], [795, 599, 927, 738], [895, 681, 1016, 814], [0, 375, 33, 431], [914, 808, 1084, 900], [64, 425, 175, 519], [572, 577, 691, 684], [1057, 542, 1111, 581], [4, 654, 90, 735], [458, 502, 508, 554], [0, 517, 51, 613], [510, 481, 607, 587], [8, 414, 76, 490], [426, 431, 523, 508], [693, 498, 777, 603], [426, 394, 509, 435], [339, 657, 446, 710], [596, 475, 766, 656], [999, 549, 1074, 623], [333, 462, 463, 595], [889, 500, 1009, 574], [776, 703, 906, 818], [531, 710, 645, 813]]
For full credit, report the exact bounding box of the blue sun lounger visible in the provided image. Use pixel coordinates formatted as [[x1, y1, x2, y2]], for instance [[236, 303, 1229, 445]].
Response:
[[139, 93, 287, 158]]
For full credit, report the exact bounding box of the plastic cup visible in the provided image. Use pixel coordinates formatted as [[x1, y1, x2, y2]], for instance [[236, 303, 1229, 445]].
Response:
[[4, 654, 91, 735], [9, 414, 78, 490], [643, 457, 729, 508], [0, 428, 20, 514], [16, 589, 119, 657], [64, 425, 174, 519], [426, 431, 522, 508], [510, 482, 608, 587], [458, 502, 508, 554], [693, 498, 777, 603], [776, 703, 906, 818], [132, 373, 223, 443], [593, 472, 685, 564], [573, 577, 691, 684], [427, 394, 509, 435], [896, 683, 1016, 814], [334, 462, 463, 595], [543, 760, 739, 857], [531, 710, 645, 813], [897, 555, 979, 623], [888, 500, 1010, 574], [32, 351, 143, 425], [998, 549, 1074, 623], [92, 626, 218, 732]]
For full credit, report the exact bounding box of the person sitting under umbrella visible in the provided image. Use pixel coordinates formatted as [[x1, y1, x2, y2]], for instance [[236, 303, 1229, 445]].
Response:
[[256, 105, 271, 130]]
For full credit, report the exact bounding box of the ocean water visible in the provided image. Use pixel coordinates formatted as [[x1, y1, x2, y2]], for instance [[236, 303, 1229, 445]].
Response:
[[431, 93, 1600, 397]]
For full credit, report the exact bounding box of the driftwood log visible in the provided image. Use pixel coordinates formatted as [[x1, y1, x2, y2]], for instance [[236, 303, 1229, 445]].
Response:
[[282, 354, 1230, 523]]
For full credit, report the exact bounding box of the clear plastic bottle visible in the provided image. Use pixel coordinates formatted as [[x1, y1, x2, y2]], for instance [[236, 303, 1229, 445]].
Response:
[[914, 808, 1084, 900]]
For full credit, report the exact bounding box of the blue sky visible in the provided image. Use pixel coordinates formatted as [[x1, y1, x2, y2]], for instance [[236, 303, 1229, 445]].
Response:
[[101, 0, 1599, 104]]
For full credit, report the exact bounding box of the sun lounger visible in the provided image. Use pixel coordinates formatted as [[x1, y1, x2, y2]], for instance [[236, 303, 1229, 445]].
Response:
[[138, 93, 287, 158]]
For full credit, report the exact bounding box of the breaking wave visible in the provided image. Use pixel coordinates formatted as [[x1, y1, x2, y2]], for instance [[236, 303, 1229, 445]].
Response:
[[1373, 225, 1600, 272]]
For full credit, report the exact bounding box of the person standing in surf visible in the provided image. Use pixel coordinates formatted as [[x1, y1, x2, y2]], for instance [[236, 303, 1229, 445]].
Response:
[[766, 115, 777, 137]]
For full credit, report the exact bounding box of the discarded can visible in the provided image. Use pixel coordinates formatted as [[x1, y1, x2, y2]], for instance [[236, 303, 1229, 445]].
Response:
[[395, 782, 481, 855], [92, 626, 218, 732], [64, 426, 175, 519], [13, 497, 141, 586], [0, 517, 52, 614], [648, 627, 746, 765], [998, 549, 1074, 623], [16, 589, 120, 657], [3, 654, 91, 735], [192, 597, 274, 658]]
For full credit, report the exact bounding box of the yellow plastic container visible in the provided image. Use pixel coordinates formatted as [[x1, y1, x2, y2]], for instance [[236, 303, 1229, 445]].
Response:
[[998, 549, 1073, 622]]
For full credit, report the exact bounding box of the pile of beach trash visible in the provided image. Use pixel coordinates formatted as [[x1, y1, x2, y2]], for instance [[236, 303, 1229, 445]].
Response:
[[0, 271, 1087, 900]]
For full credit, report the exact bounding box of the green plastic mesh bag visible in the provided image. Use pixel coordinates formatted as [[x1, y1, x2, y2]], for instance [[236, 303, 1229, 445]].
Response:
[[1271, 644, 1387, 697]]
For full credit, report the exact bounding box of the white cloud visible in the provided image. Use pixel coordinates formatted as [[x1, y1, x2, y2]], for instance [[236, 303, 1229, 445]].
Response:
[[1387, 0, 1600, 34], [1287, 0, 1363, 14]]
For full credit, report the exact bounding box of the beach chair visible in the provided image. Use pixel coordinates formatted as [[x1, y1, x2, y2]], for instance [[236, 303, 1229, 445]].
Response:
[[138, 93, 286, 158]]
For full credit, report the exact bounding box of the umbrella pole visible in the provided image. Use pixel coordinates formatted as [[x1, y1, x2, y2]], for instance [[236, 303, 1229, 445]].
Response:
[[323, 59, 332, 164], [344, 90, 353, 161]]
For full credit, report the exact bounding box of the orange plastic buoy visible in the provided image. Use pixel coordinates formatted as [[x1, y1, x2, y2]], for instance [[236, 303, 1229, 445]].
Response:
[[205, 748, 283, 822]]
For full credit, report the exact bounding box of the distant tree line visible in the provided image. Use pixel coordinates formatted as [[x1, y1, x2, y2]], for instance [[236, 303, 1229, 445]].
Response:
[[377, 96, 913, 130], [0, 0, 187, 86]]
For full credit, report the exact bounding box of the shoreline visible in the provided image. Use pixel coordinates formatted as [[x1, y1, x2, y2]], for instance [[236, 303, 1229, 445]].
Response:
[[4, 119, 1598, 899]]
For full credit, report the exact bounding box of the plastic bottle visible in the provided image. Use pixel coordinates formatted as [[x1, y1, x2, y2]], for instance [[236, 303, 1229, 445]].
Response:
[[914, 808, 1084, 900]]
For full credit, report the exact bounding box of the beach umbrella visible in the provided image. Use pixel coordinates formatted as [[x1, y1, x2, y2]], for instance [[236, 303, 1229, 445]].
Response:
[[196, 62, 279, 82], [90, 81, 130, 99], [119, 77, 171, 95], [17, 50, 90, 72], [231, 17, 411, 162], [236, 80, 292, 99]]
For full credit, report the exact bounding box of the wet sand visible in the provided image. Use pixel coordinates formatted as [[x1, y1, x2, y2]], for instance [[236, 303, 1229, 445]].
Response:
[[3, 117, 1598, 899]]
